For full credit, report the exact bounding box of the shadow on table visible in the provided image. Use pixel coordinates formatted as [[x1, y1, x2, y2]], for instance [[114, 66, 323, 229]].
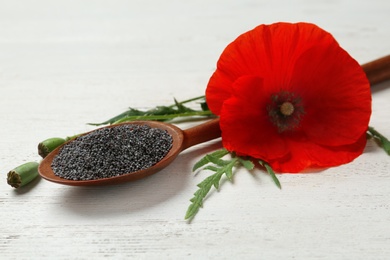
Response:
[[57, 140, 223, 217]]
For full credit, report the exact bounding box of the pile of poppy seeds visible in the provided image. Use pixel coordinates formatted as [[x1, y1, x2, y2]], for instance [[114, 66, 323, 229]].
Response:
[[51, 124, 173, 181]]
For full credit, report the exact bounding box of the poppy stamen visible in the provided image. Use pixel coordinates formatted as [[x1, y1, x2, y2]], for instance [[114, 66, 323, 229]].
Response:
[[280, 102, 294, 116], [267, 91, 304, 132]]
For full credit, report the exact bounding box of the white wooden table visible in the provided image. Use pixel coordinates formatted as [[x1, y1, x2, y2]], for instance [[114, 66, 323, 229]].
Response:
[[1, 1, 389, 259]]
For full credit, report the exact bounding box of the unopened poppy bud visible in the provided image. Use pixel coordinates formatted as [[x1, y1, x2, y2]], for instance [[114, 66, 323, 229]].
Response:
[[38, 137, 66, 158], [7, 162, 39, 188]]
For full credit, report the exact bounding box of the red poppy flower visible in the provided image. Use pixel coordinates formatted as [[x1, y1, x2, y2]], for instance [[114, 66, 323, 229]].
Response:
[[206, 22, 371, 173]]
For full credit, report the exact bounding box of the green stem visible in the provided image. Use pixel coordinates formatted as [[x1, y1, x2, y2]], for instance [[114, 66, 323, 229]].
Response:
[[168, 95, 205, 107], [113, 110, 214, 124], [88, 96, 208, 126]]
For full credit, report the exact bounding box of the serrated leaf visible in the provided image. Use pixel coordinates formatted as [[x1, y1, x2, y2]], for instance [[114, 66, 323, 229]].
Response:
[[238, 158, 255, 170], [148, 105, 177, 115], [89, 95, 212, 126], [368, 126, 390, 155], [203, 165, 220, 172], [224, 159, 237, 181], [200, 102, 209, 111], [185, 170, 225, 220], [259, 160, 281, 189], [205, 154, 230, 167], [192, 148, 229, 171], [174, 98, 195, 113], [197, 172, 221, 188], [212, 179, 221, 190], [185, 156, 239, 220], [210, 148, 229, 158], [205, 166, 226, 189]]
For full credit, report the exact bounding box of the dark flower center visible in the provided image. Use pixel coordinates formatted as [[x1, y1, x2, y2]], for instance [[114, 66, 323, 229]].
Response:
[[267, 91, 305, 132]]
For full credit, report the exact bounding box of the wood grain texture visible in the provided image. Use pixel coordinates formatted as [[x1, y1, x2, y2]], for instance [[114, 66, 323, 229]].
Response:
[[1, 1, 390, 259]]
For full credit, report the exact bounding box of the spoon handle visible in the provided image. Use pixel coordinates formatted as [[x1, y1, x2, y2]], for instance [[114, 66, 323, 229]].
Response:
[[181, 118, 221, 150], [362, 55, 390, 85]]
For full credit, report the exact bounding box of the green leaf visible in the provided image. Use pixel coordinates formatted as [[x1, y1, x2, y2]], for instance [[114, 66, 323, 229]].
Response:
[[113, 111, 214, 124], [147, 106, 178, 115], [205, 154, 230, 167], [200, 102, 209, 111], [174, 98, 195, 113], [238, 158, 255, 170], [89, 96, 211, 126], [192, 148, 229, 171], [185, 170, 225, 220], [368, 126, 390, 155], [259, 160, 281, 189], [203, 165, 220, 172], [185, 157, 238, 220], [187, 149, 286, 220], [88, 108, 145, 126], [224, 160, 236, 181]]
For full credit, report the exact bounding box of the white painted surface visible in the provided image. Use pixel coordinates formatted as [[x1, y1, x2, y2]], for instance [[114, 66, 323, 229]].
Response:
[[1, 1, 390, 259]]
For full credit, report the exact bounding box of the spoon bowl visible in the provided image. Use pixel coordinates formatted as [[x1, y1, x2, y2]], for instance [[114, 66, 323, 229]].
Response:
[[38, 118, 221, 186]]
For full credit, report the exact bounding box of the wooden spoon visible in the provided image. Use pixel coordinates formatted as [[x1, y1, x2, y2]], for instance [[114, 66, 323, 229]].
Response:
[[39, 118, 221, 186], [39, 55, 390, 186], [362, 54, 390, 85]]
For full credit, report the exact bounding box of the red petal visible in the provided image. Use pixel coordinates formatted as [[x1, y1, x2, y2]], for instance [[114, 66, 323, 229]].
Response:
[[206, 22, 337, 115], [206, 70, 234, 115], [291, 44, 371, 146], [220, 75, 289, 160], [269, 132, 367, 172], [206, 22, 372, 173]]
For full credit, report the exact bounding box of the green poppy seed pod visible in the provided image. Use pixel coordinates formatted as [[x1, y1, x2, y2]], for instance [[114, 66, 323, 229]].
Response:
[[7, 162, 40, 188], [38, 137, 66, 158]]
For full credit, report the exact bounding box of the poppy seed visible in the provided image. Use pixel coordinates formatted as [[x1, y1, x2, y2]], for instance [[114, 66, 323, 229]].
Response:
[[51, 124, 173, 181]]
